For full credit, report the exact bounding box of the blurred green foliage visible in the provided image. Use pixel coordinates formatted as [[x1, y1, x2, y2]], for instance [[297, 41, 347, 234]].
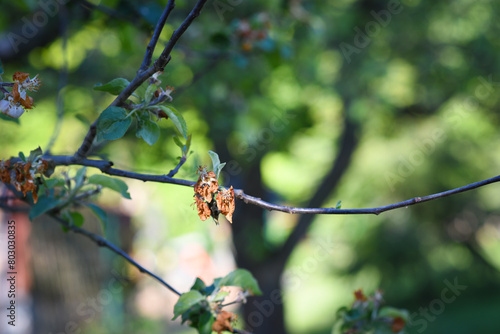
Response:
[[1, 0, 500, 333]]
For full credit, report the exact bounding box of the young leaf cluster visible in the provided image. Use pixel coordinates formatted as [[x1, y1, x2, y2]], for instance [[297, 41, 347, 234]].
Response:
[[94, 75, 188, 146], [173, 269, 262, 334], [335, 289, 409, 334]]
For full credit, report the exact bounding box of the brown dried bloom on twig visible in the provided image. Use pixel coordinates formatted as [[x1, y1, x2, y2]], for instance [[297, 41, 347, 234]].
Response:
[[194, 166, 219, 203], [1, 72, 42, 118], [193, 166, 235, 224], [0, 158, 49, 203], [194, 194, 211, 221], [216, 186, 235, 224], [212, 310, 237, 334]]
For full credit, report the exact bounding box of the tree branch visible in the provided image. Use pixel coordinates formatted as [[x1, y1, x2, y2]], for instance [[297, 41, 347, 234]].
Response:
[[42, 154, 500, 217], [49, 214, 182, 296], [138, 0, 176, 73], [1, 183, 181, 295], [73, 0, 208, 161]]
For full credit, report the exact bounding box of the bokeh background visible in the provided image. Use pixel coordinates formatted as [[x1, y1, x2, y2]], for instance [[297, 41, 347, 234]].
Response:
[[1, 0, 500, 333]]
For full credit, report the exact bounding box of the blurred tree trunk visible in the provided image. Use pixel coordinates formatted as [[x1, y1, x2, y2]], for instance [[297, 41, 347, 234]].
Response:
[[215, 115, 359, 333]]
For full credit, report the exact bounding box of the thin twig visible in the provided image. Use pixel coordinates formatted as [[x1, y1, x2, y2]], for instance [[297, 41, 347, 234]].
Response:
[[167, 156, 187, 177], [46, 155, 194, 187], [1, 183, 181, 295], [233, 176, 500, 215], [49, 214, 182, 296], [42, 154, 500, 216], [139, 0, 176, 73], [155, 0, 208, 70]]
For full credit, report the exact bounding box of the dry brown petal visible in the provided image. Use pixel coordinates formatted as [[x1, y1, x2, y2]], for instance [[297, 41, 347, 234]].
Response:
[[13, 72, 29, 82], [11, 83, 20, 103], [20, 96, 34, 109], [0, 160, 11, 183], [211, 311, 237, 334], [194, 168, 219, 203], [216, 186, 235, 223], [194, 195, 211, 221], [23, 161, 32, 174]]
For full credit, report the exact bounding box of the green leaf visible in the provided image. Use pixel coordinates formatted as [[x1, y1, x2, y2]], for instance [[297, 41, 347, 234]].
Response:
[[96, 106, 132, 141], [42, 177, 66, 189], [74, 167, 87, 189], [27, 147, 43, 162], [197, 310, 215, 334], [144, 84, 157, 105], [136, 116, 160, 145], [0, 58, 3, 75], [185, 134, 192, 154], [69, 211, 84, 227], [335, 200, 342, 209], [157, 105, 188, 139], [191, 277, 207, 293], [173, 290, 205, 320], [212, 290, 229, 302], [217, 269, 262, 295], [93, 78, 130, 95], [29, 196, 63, 220], [88, 174, 131, 199], [18, 151, 26, 162], [173, 135, 184, 149], [208, 150, 226, 179], [86, 203, 107, 234]]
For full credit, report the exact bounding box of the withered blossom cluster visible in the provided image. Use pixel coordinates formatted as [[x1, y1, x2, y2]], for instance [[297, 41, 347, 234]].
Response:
[[0, 72, 41, 119], [211, 310, 237, 334], [0, 158, 49, 203], [193, 166, 235, 224]]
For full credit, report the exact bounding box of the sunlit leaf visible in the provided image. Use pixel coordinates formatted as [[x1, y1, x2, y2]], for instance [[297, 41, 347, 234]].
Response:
[[208, 150, 226, 179], [93, 77, 130, 95], [217, 269, 262, 295], [157, 105, 188, 139]]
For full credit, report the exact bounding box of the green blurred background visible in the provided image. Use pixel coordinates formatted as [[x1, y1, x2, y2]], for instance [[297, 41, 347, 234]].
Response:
[[1, 0, 500, 333]]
